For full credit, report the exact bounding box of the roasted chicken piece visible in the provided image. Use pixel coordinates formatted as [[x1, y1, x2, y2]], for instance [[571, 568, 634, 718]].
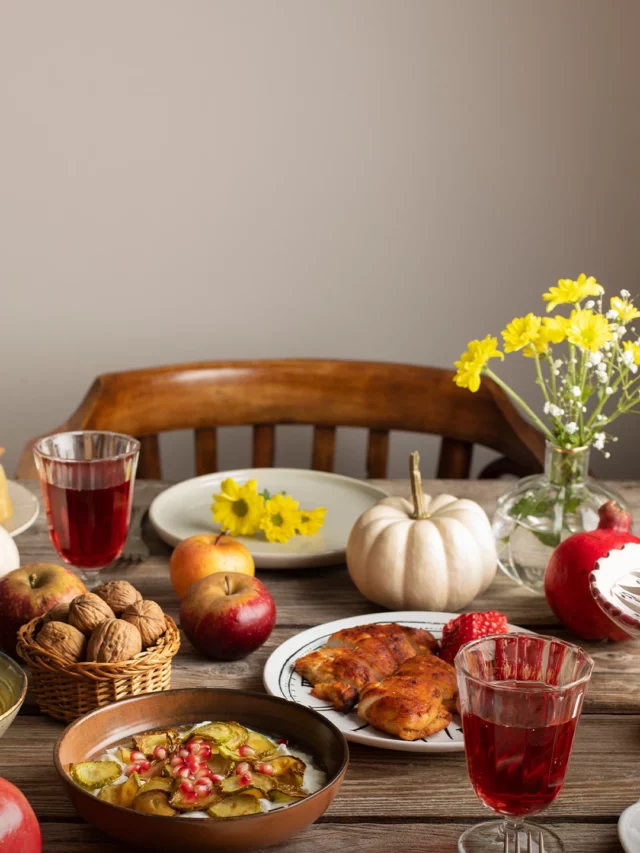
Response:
[[327, 624, 438, 662], [295, 624, 438, 713], [357, 654, 458, 741]]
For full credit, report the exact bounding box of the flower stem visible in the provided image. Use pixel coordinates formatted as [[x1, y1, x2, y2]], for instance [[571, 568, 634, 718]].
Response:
[[484, 368, 555, 441]]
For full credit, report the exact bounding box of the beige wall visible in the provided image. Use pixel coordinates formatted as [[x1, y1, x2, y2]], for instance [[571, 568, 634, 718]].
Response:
[[2, 0, 639, 481]]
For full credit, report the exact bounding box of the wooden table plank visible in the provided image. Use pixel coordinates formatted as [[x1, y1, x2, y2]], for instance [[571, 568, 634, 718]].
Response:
[[41, 821, 624, 853], [7, 478, 640, 852]]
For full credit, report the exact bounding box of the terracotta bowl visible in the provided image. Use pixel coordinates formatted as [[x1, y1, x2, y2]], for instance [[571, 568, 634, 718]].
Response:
[[0, 651, 27, 738], [55, 687, 349, 852]]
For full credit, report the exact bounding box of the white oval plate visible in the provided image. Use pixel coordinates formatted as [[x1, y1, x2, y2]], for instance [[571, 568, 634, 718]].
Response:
[[2, 482, 40, 538], [149, 468, 388, 569], [619, 800, 640, 853], [590, 543, 640, 639], [263, 611, 526, 752]]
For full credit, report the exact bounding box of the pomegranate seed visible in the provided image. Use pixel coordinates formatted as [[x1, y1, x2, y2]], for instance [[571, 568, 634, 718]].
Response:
[[169, 755, 184, 767], [130, 751, 146, 762], [276, 738, 288, 745], [153, 746, 167, 761], [178, 748, 189, 758], [186, 757, 200, 773], [180, 779, 195, 793], [187, 740, 202, 754], [194, 768, 211, 780], [238, 745, 256, 758], [124, 763, 139, 776], [235, 762, 251, 775], [257, 762, 274, 776], [178, 766, 191, 778], [209, 773, 225, 784], [138, 760, 151, 772], [184, 791, 198, 803], [238, 772, 252, 786], [196, 777, 213, 790], [198, 745, 211, 760]]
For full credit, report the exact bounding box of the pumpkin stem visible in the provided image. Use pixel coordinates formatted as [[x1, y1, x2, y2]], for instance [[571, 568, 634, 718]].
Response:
[[410, 451, 429, 519]]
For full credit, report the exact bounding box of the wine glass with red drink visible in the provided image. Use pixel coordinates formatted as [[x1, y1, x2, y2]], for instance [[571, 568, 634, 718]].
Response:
[[455, 633, 593, 853], [34, 432, 140, 588]]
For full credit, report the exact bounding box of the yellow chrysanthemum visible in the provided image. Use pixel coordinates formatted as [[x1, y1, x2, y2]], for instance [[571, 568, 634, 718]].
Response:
[[453, 335, 504, 393], [502, 314, 542, 353], [623, 341, 640, 366], [611, 296, 640, 324], [522, 315, 569, 357], [259, 494, 300, 543], [565, 309, 612, 353], [296, 507, 327, 536], [211, 478, 265, 537], [542, 274, 603, 312]]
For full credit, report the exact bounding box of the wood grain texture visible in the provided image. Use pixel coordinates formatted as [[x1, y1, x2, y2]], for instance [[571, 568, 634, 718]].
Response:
[[312, 425, 336, 472], [194, 427, 217, 475], [137, 434, 161, 479], [15, 359, 546, 479], [7, 478, 640, 852], [366, 429, 389, 478], [253, 424, 276, 467]]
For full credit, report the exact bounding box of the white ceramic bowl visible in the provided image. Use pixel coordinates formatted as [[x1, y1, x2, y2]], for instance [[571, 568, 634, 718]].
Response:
[[590, 543, 640, 638]]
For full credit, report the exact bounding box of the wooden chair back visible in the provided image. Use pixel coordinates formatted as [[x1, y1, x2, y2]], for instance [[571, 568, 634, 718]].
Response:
[[17, 359, 545, 480]]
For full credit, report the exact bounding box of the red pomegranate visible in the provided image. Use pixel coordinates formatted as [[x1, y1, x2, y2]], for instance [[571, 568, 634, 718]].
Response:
[[544, 501, 639, 641]]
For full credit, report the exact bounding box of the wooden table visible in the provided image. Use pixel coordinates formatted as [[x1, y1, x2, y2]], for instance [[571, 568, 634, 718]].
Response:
[[4, 479, 640, 852]]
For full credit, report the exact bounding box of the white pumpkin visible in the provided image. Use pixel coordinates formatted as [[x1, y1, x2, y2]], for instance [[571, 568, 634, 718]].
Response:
[[0, 525, 19, 578], [347, 453, 496, 612]]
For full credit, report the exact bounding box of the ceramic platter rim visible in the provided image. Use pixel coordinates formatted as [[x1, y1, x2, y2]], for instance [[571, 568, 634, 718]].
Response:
[[619, 799, 640, 853], [148, 468, 388, 569], [263, 611, 528, 753], [2, 481, 40, 538]]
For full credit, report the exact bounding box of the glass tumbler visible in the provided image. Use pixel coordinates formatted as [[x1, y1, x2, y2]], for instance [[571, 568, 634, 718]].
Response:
[[34, 431, 140, 587], [455, 633, 593, 853]]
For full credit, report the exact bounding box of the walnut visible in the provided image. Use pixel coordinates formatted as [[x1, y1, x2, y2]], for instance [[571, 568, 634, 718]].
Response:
[[68, 593, 115, 636], [121, 600, 166, 649], [43, 602, 71, 624], [37, 621, 86, 663], [86, 619, 142, 663], [94, 580, 142, 616]]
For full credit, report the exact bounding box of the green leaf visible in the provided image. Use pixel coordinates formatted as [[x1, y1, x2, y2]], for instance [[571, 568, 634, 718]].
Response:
[[259, 488, 272, 500]]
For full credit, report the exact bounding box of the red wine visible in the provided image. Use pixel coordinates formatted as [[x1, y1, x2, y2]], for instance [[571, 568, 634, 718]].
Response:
[[42, 479, 132, 568], [463, 682, 580, 817]]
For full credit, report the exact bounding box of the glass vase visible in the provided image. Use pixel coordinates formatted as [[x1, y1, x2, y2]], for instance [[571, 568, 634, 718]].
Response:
[[493, 440, 626, 593]]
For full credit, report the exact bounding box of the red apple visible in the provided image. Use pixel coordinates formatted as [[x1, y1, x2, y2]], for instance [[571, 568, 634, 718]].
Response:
[[170, 533, 255, 599], [0, 777, 41, 853], [0, 563, 86, 655], [180, 572, 276, 661]]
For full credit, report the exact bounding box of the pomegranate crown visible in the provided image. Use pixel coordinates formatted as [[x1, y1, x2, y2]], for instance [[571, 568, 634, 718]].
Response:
[[597, 500, 632, 532]]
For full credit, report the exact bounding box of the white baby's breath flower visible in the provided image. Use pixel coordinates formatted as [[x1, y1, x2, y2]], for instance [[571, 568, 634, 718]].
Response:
[[604, 451, 611, 459], [603, 342, 612, 351], [585, 300, 595, 309], [594, 432, 606, 450], [605, 386, 614, 395], [597, 414, 608, 423], [571, 386, 581, 397], [631, 364, 639, 374], [598, 372, 609, 384], [621, 289, 631, 300], [543, 402, 564, 417], [606, 309, 619, 320], [622, 349, 635, 367], [618, 325, 627, 337], [588, 351, 603, 366], [565, 422, 579, 435]]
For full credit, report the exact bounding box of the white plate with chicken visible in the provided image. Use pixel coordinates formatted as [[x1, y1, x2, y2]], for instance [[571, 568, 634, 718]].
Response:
[[263, 611, 524, 753]]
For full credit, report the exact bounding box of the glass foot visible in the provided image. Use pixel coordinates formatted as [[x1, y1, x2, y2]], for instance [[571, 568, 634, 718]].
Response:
[[75, 570, 103, 590], [459, 820, 564, 852]]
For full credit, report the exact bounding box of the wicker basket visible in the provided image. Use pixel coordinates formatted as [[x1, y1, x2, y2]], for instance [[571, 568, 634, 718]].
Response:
[[16, 614, 180, 722]]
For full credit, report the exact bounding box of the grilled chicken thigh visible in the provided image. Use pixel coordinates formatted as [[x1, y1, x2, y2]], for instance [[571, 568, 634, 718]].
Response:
[[358, 653, 458, 740], [294, 623, 438, 713]]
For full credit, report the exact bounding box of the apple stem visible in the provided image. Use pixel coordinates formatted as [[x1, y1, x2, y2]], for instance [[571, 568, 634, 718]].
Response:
[[29, 573, 38, 589], [215, 530, 229, 546], [224, 575, 231, 596]]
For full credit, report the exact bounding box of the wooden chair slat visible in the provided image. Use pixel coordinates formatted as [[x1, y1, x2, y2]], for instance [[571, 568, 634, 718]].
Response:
[[195, 428, 217, 475], [253, 425, 276, 467], [437, 437, 473, 479], [312, 426, 336, 472], [367, 429, 389, 478], [138, 434, 162, 479]]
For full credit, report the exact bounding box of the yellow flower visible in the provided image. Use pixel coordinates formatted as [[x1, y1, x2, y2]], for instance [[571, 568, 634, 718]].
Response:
[[259, 494, 300, 543], [543, 274, 603, 312], [611, 296, 640, 324], [623, 341, 640, 366], [522, 315, 568, 357], [296, 507, 326, 536], [502, 314, 542, 353], [565, 309, 612, 353], [453, 335, 504, 392], [211, 478, 265, 537]]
